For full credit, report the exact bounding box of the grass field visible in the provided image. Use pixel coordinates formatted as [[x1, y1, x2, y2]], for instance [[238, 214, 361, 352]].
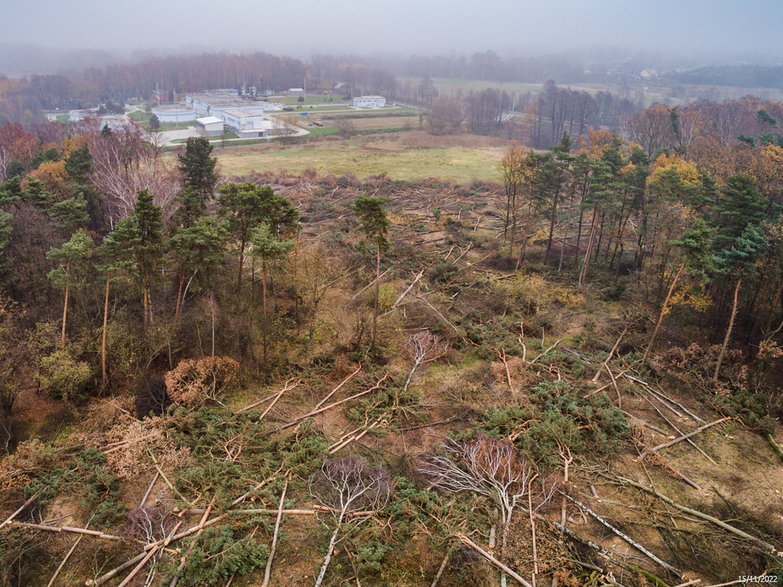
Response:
[[324, 107, 419, 118], [212, 132, 507, 183], [272, 95, 346, 106], [325, 115, 420, 131], [280, 105, 352, 112]]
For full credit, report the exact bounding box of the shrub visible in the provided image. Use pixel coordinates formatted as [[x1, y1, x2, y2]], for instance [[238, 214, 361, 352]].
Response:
[[356, 539, 392, 575], [172, 526, 267, 585], [37, 348, 91, 402], [428, 262, 458, 284], [164, 356, 241, 407], [478, 381, 628, 467], [709, 388, 776, 434]]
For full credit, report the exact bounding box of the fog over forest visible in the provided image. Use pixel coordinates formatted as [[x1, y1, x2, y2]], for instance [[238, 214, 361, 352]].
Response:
[[2, 0, 782, 71]]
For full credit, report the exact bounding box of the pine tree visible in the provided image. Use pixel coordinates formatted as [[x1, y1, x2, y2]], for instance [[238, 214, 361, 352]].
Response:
[[48, 193, 89, 235], [219, 182, 298, 292], [178, 138, 217, 201], [46, 229, 93, 346], [64, 145, 92, 183], [250, 222, 294, 317], [101, 190, 165, 332], [250, 222, 295, 360], [352, 195, 390, 346], [169, 215, 228, 318]]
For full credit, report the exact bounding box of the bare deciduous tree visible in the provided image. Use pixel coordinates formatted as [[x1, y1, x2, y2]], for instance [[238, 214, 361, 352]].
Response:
[[428, 97, 464, 136], [401, 331, 449, 398], [121, 507, 176, 586], [309, 456, 393, 587], [419, 436, 556, 587], [80, 120, 178, 224]]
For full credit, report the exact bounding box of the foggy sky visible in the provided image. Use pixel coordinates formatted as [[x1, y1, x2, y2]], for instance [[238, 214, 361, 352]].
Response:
[[2, 0, 781, 62]]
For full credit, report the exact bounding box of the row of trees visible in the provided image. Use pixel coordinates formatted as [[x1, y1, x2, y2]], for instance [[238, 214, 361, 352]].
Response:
[[425, 86, 783, 155], [501, 128, 783, 346], [424, 81, 640, 146]]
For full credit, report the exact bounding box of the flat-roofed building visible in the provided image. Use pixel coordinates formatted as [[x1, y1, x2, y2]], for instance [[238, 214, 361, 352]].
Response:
[[186, 91, 280, 119], [352, 95, 386, 108], [222, 109, 267, 138], [195, 116, 224, 136]]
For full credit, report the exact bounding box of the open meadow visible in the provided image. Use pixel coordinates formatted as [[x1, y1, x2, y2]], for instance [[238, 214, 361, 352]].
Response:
[[210, 131, 510, 183]]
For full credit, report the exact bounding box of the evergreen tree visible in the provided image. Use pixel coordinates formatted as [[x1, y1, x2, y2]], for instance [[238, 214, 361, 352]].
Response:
[[178, 138, 218, 201], [169, 215, 228, 318], [0, 177, 23, 206], [538, 133, 572, 264], [48, 193, 89, 235], [250, 222, 295, 360], [46, 229, 93, 346], [712, 174, 768, 251], [64, 145, 92, 183], [101, 190, 165, 332], [351, 195, 390, 345], [250, 222, 294, 317], [218, 182, 298, 291], [23, 178, 53, 208]]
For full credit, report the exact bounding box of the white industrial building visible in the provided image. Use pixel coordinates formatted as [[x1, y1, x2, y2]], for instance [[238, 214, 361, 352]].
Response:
[[68, 108, 98, 120], [152, 106, 196, 123], [352, 95, 386, 108], [222, 109, 267, 138], [186, 91, 280, 119], [195, 116, 224, 136]]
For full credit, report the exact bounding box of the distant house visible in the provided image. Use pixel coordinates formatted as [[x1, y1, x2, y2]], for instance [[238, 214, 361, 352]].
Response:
[[288, 88, 305, 96], [352, 95, 386, 108], [195, 116, 224, 136]]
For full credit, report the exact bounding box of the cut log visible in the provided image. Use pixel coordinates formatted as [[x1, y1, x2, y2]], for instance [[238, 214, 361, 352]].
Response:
[[455, 533, 532, 587], [258, 379, 299, 421], [638, 417, 731, 460], [430, 552, 449, 587], [765, 432, 783, 463], [116, 520, 183, 587], [7, 521, 122, 541], [261, 477, 289, 587], [603, 473, 781, 555], [281, 373, 390, 430], [88, 552, 147, 586], [314, 364, 362, 410], [561, 492, 682, 578], [552, 520, 669, 587], [48, 516, 92, 587], [0, 491, 40, 529]]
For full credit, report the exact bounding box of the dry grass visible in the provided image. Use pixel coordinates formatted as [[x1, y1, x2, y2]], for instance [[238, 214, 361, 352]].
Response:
[[324, 115, 420, 131], [210, 132, 509, 183]]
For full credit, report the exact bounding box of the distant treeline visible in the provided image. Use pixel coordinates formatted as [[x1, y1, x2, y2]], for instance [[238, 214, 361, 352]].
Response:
[[0, 52, 313, 122], [410, 80, 640, 148], [669, 65, 783, 90]]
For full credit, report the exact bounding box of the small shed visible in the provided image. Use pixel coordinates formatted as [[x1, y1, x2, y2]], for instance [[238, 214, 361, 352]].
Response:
[[195, 116, 224, 136]]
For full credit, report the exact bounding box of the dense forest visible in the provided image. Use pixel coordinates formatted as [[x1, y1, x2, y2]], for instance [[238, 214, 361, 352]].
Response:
[[1, 75, 783, 586]]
